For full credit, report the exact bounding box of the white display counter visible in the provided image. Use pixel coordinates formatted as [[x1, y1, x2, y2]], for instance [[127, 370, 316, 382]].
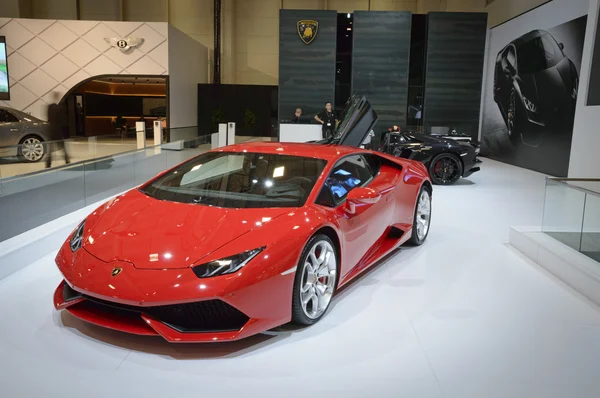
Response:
[[279, 123, 323, 143]]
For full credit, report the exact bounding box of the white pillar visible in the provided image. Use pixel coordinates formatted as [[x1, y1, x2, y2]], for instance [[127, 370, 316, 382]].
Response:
[[227, 122, 236, 145], [136, 121, 146, 149], [153, 120, 162, 146], [218, 123, 227, 147]]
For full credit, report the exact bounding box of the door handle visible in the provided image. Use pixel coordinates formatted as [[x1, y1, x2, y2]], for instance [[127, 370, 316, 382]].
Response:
[[10, 129, 18, 132]]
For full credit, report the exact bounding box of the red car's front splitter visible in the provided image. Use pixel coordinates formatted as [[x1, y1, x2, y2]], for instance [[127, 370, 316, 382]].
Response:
[[54, 280, 274, 343]]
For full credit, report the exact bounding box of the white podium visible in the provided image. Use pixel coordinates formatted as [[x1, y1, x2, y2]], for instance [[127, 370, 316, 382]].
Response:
[[279, 124, 323, 143]]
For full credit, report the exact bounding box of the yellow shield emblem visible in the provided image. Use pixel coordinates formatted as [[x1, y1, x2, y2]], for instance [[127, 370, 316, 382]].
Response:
[[297, 20, 318, 45], [111, 267, 122, 277]]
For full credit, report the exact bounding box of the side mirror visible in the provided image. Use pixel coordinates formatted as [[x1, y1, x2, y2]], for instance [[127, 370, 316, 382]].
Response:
[[559, 42, 564, 50], [345, 187, 381, 215]]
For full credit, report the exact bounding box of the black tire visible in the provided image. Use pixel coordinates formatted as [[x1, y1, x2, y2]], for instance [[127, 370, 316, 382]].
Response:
[[17, 135, 46, 163], [291, 234, 339, 326], [407, 185, 432, 246], [428, 153, 463, 185]]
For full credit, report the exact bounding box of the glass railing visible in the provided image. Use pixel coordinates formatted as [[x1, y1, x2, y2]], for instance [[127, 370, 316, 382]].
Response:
[[542, 177, 600, 263], [0, 135, 211, 243]]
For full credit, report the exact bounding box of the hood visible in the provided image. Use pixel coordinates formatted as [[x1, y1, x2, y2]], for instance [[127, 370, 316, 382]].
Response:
[[408, 132, 471, 148], [519, 57, 573, 109], [83, 189, 290, 269]]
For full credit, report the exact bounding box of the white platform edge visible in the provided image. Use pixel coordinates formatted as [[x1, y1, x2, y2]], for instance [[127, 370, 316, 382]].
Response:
[[509, 226, 600, 306], [0, 193, 121, 281]]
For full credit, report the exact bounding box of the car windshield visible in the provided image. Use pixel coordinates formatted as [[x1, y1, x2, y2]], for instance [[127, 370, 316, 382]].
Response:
[[517, 33, 564, 75], [140, 152, 328, 208]]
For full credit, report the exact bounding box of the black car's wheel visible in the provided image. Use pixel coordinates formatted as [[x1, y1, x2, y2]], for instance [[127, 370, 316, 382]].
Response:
[[17, 135, 46, 162], [407, 185, 432, 246], [429, 153, 463, 185], [292, 234, 338, 326], [507, 88, 521, 146]]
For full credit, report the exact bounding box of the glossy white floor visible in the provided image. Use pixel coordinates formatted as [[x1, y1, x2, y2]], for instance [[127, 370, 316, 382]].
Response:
[[1, 159, 600, 398]]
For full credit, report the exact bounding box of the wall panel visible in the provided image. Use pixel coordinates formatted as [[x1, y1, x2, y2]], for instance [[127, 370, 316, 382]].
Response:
[[423, 12, 487, 138], [352, 11, 412, 133], [278, 9, 337, 124]]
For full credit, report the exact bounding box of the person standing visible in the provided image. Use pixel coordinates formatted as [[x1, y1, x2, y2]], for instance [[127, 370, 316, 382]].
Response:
[[45, 91, 70, 168], [314, 102, 337, 139]]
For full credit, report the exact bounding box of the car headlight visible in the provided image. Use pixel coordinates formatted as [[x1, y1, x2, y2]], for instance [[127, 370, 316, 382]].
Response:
[[523, 96, 537, 112], [192, 247, 265, 278], [70, 220, 85, 252]]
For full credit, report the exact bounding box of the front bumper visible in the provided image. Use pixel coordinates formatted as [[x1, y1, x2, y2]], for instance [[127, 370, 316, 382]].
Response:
[[54, 245, 297, 343]]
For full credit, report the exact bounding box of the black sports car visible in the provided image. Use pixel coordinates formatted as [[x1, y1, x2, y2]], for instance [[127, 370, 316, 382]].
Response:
[[493, 29, 579, 147], [379, 130, 480, 185]]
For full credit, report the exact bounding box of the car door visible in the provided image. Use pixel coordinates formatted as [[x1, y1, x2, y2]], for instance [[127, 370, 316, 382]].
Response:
[[319, 154, 394, 278], [0, 109, 22, 147]]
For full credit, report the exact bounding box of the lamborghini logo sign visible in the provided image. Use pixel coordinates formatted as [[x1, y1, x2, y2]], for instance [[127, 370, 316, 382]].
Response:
[[111, 267, 123, 277], [297, 20, 318, 44]]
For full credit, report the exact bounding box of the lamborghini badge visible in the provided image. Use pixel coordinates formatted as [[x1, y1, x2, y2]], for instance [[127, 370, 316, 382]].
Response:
[[297, 20, 318, 45], [111, 267, 122, 277]]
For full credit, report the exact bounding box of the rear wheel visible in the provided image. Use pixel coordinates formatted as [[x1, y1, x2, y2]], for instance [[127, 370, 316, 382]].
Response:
[[18, 135, 46, 162], [429, 153, 462, 185], [408, 186, 432, 246], [291, 234, 338, 326]]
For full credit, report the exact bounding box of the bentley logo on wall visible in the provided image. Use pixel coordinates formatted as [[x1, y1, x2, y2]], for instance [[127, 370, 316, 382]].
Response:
[[297, 20, 318, 44], [104, 37, 144, 53]]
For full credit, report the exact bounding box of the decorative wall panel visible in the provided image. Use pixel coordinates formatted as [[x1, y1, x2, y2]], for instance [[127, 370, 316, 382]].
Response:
[[0, 18, 168, 120], [278, 9, 337, 125], [423, 12, 487, 139], [352, 11, 412, 134]]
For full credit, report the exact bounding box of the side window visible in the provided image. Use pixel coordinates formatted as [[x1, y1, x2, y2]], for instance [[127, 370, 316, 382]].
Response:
[[0, 110, 7, 123], [4, 111, 19, 123], [324, 155, 374, 203]]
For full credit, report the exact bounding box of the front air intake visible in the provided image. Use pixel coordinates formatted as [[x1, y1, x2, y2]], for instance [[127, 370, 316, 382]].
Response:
[[82, 295, 249, 333]]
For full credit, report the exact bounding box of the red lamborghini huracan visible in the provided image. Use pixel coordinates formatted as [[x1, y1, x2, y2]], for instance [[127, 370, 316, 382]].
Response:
[[53, 96, 432, 342]]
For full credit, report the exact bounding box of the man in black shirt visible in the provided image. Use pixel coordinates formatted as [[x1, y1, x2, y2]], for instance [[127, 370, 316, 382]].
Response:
[[314, 102, 337, 139]]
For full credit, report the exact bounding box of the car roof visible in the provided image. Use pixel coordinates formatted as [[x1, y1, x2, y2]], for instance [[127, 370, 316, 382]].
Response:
[[510, 29, 549, 48], [217, 141, 364, 161]]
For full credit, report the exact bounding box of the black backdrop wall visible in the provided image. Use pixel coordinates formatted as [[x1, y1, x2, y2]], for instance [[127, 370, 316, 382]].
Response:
[[423, 12, 488, 139], [198, 84, 278, 136], [351, 11, 412, 137], [278, 10, 337, 124]]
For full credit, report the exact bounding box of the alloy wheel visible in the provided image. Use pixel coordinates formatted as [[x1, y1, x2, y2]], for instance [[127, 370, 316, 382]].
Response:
[[433, 155, 460, 184], [21, 137, 44, 162], [299, 240, 337, 319], [507, 90, 516, 136], [416, 190, 431, 240]]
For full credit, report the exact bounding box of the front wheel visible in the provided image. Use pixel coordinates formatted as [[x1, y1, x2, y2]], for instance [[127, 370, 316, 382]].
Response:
[[291, 234, 338, 326], [429, 153, 463, 185], [507, 88, 521, 146], [18, 136, 46, 162], [408, 186, 432, 246]]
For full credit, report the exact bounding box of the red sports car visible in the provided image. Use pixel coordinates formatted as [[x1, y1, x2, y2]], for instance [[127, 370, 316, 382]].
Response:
[[53, 96, 432, 342]]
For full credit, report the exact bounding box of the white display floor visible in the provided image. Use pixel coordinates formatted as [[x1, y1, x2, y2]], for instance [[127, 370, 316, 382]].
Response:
[[1, 159, 599, 398]]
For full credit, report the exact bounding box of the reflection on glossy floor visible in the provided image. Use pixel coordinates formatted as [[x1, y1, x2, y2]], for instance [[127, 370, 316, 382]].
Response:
[[1, 159, 599, 398], [0, 136, 273, 179]]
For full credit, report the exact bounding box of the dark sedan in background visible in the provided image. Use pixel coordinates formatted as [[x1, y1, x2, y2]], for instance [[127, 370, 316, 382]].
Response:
[[0, 106, 49, 162], [493, 29, 579, 147]]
